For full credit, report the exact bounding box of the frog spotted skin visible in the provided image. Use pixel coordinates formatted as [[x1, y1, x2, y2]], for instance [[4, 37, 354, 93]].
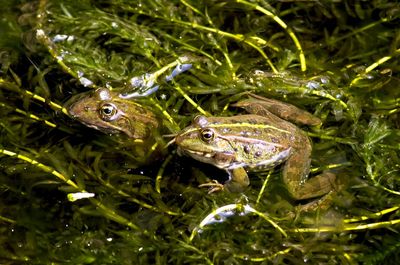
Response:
[[66, 88, 158, 139], [175, 94, 336, 202]]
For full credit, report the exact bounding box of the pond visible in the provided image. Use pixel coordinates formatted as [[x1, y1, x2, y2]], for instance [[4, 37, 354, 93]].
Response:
[[0, 0, 399, 264]]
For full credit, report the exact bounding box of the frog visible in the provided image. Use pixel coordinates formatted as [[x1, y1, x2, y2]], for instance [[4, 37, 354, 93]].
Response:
[[66, 87, 159, 139], [174, 94, 336, 205]]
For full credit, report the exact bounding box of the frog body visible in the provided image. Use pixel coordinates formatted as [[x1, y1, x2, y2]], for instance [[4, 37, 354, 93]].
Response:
[[175, 95, 336, 202], [66, 88, 158, 139]]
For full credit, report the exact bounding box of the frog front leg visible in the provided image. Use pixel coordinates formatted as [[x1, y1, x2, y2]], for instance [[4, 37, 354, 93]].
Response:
[[282, 138, 336, 202], [225, 167, 250, 192], [199, 167, 250, 193]]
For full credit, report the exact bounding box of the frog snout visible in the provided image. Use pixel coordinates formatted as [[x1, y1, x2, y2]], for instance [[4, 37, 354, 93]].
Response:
[[64, 93, 88, 117], [65, 101, 79, 117], [174, 135, 182, 146]]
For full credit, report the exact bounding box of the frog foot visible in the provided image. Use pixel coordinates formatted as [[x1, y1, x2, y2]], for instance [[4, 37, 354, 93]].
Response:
[[199, 180, 225, 193]]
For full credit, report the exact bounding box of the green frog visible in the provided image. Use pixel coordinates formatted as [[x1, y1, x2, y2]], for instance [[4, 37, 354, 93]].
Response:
[[175, 94, 336, 204], [66, 87, 158, 139]]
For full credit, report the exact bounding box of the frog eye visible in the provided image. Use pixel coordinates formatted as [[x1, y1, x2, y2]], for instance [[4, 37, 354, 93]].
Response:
[[99, 103, 118, 121], [200, 128, 215, 142]]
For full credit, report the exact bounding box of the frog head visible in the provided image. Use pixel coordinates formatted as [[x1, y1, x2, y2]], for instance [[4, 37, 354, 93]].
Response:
[[66, 88, 158, 139], [175, 115, 238, 169]]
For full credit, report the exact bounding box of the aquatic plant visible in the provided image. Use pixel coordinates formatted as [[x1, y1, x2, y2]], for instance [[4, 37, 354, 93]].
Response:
[[0, 0, 399, 264]]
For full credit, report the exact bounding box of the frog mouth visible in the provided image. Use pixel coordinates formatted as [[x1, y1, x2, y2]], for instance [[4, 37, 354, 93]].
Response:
[[178, 148, 215, 158]]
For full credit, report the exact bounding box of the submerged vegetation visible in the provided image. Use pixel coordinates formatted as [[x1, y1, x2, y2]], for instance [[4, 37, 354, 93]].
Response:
[[0, 0, 400, 264]]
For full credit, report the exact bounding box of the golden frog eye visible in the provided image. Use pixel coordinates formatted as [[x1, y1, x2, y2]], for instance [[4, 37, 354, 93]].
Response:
[[99, 103, 118, 121], [200, 128, 214, 142]]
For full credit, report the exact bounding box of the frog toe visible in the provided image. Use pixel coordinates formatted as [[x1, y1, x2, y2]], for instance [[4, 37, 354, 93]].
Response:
[[199, 180, 225, 193]]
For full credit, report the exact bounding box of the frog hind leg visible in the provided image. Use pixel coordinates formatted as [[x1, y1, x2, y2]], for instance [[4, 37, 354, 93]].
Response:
[[294, 189, 336, 213], [233, 94, 321, 126], [282, 144, 336, 201]]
